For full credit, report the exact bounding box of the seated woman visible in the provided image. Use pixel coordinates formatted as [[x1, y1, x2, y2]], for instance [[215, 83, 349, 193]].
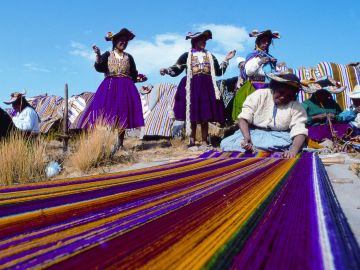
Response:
[[338, 85, 360, 129], [221, 73, 308, 158], [4, 92, 40, 135], [301, 77, 348, 141]]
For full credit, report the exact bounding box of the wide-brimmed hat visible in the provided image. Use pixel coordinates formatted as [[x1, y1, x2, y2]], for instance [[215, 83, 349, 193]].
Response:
[[105, 28, 135, 42], [266, 73, 302, 90], [4, 92, 26, 105], [249, 29, 280, 39], [185, 30, 212, 41], [301, 76, 346, 94], [347, 85, 360, 99]]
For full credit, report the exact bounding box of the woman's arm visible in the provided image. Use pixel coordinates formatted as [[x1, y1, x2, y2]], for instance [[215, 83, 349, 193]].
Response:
[[160, 53, 188, 77], [94, 51, 110, 73], [239, 118, 253, 151], [283, 134, 306, 158]]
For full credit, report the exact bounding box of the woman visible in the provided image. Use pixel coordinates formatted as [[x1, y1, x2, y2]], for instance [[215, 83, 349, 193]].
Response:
[[221, 73, 308, 159], [232, 30, 280, 121], [160, 30, 236, 147], [76, 28, 147, 149], [4, 92, 40, 136], [301, 77, 348, 141]]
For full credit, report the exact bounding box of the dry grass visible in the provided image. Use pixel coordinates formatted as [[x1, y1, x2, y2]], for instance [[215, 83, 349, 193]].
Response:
[[69, 123, 119, 172], [0, 133, 47, 185]]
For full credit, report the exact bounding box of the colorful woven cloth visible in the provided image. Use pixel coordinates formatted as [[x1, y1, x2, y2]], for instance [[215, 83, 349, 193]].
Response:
[[143, 83, 177, 137], [288, 62, 360, 109], [0, 152, 359, 269]]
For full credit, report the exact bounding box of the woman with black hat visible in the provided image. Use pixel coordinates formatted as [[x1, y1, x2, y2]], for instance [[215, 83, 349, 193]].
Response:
[[4, 92, 40, 135], [160, 30, 236, 148], [232, 30, 280, 121], [221, 73, 308, 158], [301, 77, 349, 141], [76, 28, 147, 149]]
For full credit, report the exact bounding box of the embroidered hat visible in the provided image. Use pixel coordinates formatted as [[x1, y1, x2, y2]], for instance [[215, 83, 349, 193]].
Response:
[[105, 28, 135, 42], [266, 73, 302, 90], [249, 30, 280, 39], [4, 92, 26, 105], [185, 30, 212, 41], [301, 76, 346, 94], [347, 85, 360, 99]]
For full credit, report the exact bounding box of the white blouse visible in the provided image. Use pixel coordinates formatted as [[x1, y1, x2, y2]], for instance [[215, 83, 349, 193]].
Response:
[[12, 107, 40, 133], [239, 88, 308, 138]]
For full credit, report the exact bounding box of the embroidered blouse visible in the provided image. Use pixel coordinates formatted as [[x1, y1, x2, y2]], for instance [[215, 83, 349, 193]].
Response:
[[94, 50, 138, 82], [239, 88, 308, 138], [167, 51, 228, 77]]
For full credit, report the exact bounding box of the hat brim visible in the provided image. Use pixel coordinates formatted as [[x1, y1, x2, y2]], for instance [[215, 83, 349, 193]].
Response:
[[105, 28, 135, 41], [249, 30, 280, 39], [266, 73, 301, 89], [186, 30, 212, 41], [301, 76, 346, 94], [4, 98, 18, 105]]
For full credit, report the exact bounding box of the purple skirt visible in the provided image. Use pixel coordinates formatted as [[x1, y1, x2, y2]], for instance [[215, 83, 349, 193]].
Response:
[[76, 77, 144, 129], [307, 123, 351, 141], [173, 74, 225, 123]]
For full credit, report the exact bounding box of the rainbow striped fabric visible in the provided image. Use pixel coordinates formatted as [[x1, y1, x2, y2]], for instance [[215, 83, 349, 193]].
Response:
[[0, 152, 359, 269], [289, 62, 360, 109]]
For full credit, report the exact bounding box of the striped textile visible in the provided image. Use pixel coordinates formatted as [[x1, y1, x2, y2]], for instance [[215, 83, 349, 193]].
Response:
[[0, 152, 359, 269], [28, 95, 64, 133], [68, 92, 95, 125], [288, 63, 360, 109], [143, 83, 177, 137]]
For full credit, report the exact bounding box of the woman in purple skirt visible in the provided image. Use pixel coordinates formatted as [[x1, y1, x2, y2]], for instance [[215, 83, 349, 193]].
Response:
[[76, 28, 146, 148], [160, 30, 235, 147]]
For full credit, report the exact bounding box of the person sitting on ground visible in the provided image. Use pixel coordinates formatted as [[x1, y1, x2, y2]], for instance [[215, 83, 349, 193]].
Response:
[[301, 77, 348, 141], [221, 73, 308, 158], [0, 107, 14, 140], [4, 92, 40, 135], [338, 85, 360, 129]]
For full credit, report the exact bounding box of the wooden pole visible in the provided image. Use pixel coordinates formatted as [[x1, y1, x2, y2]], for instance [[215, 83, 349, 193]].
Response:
[[63, 83, 69, 152]]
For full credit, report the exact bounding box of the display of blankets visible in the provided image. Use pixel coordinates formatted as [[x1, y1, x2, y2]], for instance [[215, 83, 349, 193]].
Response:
[[0, 152, 359, 269], [28, 94, 64, 133], [143, 83, 177, 137], [68, 92, 95, 129], [289, 62, 360, 109], [68, 92, 94, 126]]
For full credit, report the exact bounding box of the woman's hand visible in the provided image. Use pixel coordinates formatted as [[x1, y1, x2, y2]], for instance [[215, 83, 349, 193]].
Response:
[[282, 149, 297, 159], [312, 113, 327, 121], [225, 50, 236, 61], [92, 45, 101, 56], [260, 57, 271, 65], [160, 68, 168, 76], [241, 138, 253, 152]]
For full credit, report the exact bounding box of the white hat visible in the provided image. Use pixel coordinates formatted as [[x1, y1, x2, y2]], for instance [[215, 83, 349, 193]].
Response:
[[347, 85, 360, 99]]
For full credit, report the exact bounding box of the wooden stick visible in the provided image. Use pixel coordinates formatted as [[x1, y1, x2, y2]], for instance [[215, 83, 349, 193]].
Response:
[[63, 83, 69, 152]]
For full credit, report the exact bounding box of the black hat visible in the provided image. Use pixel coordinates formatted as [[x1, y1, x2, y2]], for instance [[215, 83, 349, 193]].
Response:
[[185, 30, 212, 41], [249, 29, 280, 39], [267, 73, 302, 90], [105, 28, 135, 42]]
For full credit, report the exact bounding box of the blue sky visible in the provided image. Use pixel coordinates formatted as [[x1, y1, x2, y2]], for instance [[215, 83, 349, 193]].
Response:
[[0, 0, 359, 105]]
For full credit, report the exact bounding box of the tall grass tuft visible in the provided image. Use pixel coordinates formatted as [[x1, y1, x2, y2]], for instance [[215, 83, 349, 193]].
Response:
[[0, 133, 47, 185], [69, 123, 119, 172]]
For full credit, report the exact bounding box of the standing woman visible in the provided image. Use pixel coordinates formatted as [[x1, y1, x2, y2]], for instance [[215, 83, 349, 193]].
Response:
[[76, 28, 147, 149], [232, 30, 280, 121], [160, 30, 236, 147]]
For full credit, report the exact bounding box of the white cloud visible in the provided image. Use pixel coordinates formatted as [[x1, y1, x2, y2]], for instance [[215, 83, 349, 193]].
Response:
[[23, 63, 50, 73], [196, 24, 252, 53], [69, 41, 95, 61]]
